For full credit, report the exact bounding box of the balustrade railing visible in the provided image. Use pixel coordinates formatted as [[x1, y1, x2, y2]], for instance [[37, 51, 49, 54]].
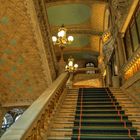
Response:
[[72, 67, 103, 87], [0, 72, 69, 140], [76, 67, 100, 74]]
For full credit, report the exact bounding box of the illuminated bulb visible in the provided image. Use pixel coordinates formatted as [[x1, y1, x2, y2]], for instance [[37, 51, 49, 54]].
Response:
[[68, 36, 74, 42], [52, 36, 57, 42], [74, 64, 78, 68], [58, 30, 65, 37], [65, 65, 68, 69], [68, 61, 73, 67]]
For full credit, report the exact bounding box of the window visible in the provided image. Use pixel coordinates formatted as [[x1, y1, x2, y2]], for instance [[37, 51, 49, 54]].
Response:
[[86, 62, 95, 74]]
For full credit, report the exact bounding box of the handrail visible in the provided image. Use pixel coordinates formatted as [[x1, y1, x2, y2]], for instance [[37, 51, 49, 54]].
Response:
[[1, 72, 69, 140], [76, 67, 100, 72]]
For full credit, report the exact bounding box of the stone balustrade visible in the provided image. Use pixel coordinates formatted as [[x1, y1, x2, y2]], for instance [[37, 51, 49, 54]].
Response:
[[0, 72, 69, 140]]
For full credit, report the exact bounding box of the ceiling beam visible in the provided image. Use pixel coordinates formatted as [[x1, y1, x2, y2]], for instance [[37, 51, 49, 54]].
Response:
[[68, 29, 103, 36], [51, 27, 103, 36], [45, 0, 107, 5]]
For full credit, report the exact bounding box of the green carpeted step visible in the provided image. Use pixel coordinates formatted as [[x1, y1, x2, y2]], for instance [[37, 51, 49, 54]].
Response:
[[76, 106, 121, 110], [71, 135, 140, 140], [78, 97, 116, 100], [71, 88, 140, 140], [78, 95, 115, 98], [75, 115, 128, 120], [76, 110, 125, 114], [77, 102, 119, 105], [73, 127, 137, 135], [77, 98, 117, 102], [76, 104, 121, 108], [74, 120, 132, 127]]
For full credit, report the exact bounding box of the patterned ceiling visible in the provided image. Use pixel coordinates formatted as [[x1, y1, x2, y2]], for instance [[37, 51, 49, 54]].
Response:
[[47, 4, 91, 26], [46, 1, 107, 63]]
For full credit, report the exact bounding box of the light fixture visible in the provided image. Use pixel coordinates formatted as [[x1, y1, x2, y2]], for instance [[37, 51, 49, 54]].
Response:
[[52, 25, 74, 48], [52, 25, 74, 74], [65, 57, 78, 72]]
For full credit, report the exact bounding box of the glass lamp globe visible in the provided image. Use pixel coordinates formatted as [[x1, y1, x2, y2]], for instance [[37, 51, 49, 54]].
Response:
[[68, 61, 73, 67], [58, 30, 65, 37], [68, 36, 74, 42], [74, 64, 78, 68], [52, 36, 57, 42]]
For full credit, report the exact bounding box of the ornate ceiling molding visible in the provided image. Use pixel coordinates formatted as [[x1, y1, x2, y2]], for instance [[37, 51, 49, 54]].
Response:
[[51, 27, 103, 36], [33, 0, 58, 80], [111, 0, 133, 28], [45, 0, 107, 6], [68, 29, 103, 36]]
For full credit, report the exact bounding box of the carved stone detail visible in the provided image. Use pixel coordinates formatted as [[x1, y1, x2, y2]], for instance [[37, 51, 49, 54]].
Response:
[[33, 0, 58, 79], [111, 0, 132, 27]]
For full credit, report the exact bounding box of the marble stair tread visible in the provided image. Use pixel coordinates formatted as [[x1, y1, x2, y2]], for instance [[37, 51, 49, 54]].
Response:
[[48, 137, 71, 140], [47, 89, 78, 139], [49, 132, 72, 137]]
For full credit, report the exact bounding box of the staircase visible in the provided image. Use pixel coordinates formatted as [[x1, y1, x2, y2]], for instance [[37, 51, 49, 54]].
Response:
[[48, 88, 79, 140], [48, 88, 140, 140]]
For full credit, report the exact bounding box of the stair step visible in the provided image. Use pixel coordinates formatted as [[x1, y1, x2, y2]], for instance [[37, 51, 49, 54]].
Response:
[[73, 127, 137, 135], [74, 120, 132, 127], [48, 137, 71, 140], [76, 106, 122, 110], [71, 135, 140, 140], [76, 110, 125, 114], [48, 88, 140, 139]]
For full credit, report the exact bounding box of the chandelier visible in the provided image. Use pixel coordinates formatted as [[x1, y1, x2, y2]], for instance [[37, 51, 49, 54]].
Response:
[[65, 57, 78, 72], [52, 25, 74, 49]]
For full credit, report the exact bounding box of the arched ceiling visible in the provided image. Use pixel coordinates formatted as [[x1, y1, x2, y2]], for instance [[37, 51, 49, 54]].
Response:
[[47, 4, 91, 25], [46, 0, 107, 64]]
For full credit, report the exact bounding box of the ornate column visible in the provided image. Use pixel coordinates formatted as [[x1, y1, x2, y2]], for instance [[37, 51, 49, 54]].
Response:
[[116, 33, 126, 68], [106, 63, 112, 87], [114, 43, 120, 72]]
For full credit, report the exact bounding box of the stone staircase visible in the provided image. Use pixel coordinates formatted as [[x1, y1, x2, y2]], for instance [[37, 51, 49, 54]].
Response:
[[47, 88, 140, 140], [47, 88, 78, 140], [110, 88, 140, 135]]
